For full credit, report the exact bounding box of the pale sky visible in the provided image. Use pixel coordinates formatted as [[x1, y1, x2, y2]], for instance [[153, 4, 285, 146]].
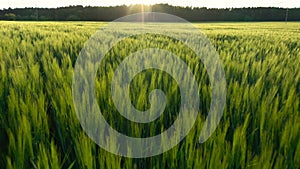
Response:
[[0, 0, 299, 9]]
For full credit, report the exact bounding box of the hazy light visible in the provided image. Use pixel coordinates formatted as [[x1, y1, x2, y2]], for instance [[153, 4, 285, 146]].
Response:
[[0, 0, 299, 9]]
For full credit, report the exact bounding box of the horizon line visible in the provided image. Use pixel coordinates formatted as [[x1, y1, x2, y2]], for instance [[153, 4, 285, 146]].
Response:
[[1, 3, 299, 10]]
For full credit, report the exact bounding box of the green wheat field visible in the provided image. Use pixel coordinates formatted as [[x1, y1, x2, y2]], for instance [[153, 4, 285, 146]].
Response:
[[0, 21, 299, 168]]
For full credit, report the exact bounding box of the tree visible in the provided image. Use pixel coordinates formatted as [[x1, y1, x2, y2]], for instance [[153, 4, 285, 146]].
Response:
[[4, 13, 16, 20]]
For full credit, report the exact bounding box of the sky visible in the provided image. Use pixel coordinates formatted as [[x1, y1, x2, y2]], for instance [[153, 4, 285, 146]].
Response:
[[0, 0, 299, 9]]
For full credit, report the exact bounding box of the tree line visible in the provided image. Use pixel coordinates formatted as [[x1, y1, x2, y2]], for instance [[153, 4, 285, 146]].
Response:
[[0, 4, 299, 21]]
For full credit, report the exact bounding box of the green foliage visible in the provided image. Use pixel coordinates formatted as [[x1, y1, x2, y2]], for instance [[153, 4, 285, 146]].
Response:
[[0, 22, 299, 169], [4, 13, 16, 21], [1, 5, 300, 21]]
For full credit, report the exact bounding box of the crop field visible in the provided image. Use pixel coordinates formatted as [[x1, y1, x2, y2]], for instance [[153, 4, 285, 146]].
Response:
[[0, 21, 299, 169]]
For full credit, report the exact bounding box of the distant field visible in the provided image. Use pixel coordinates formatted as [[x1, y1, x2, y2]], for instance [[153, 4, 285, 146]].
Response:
[[0, 22, 299, 169]]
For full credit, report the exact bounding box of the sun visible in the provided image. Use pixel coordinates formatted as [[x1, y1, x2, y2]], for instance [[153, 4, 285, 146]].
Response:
[[126, 4, 153, 22], [126, 0, 155, 6], [127, 4, 153, 14]]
